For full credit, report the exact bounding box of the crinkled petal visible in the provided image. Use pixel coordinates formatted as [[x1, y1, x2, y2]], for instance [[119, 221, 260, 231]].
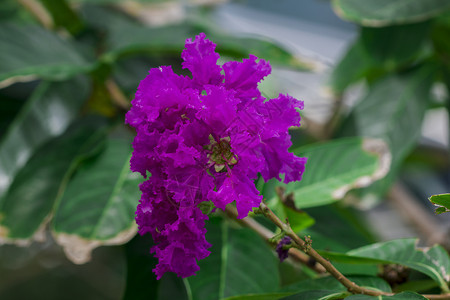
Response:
[[223, 55, 271, 100], [182, 33, 223, 86], [209, 169, 262, 218], [260, 94, 304, 132]]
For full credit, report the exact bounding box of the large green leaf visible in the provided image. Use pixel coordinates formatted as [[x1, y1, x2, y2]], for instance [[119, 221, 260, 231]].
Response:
[[271, 137, 390, 209], [0, 0, 36, 24], [0, 117, 106, 243], [184, 217, 280, 300], [339, 64, 434, 196], [360, 22, 431, 70], [283, 276, 391, 293], [345, 292, 428, 299], [429, 193, 450, 214], [52, 136, 141, 263], [328, 21, 430, 94], [332, 0, 450, 26], [320, 239, 450, 292], [279, 276, 392, 300], [222, 293, 292, 300], [0, 77, 90, 199], [0, 23, 94, 86], [280, 290, 348, 300]]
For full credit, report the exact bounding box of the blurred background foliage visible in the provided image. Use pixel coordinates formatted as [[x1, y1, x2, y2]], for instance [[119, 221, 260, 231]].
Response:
[[0, 0, 449, 299]]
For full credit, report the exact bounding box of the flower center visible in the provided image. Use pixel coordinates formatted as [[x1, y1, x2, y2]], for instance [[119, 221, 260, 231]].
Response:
[[205, 135, 238, 172]]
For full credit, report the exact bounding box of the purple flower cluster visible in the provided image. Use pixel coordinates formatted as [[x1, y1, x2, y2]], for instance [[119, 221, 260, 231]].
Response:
[[126, 33, 306, 279]]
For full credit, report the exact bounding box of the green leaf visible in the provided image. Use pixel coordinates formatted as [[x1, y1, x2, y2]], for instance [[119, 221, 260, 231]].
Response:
[[281, 290, 348, 300], [285, 208, 315, 233], [0, 23, 94, 86], [332, 0, 450, 26], [346, 64, 434, 159], [52, 135, 141, 263], [158, 274, 189, 300], [0, 117, 106, 242], [432, 14, 450, 66], [0, 77, 90, 199], [395, 279, 439, 293], [327, 39, 374, 94], [320, 239, 450, 292], [339, 64, 435, 196], [184, 217, 280, 300], [328, 21, 430, 94], [39, 0, 84, 35], [267, 199, 315, 233], [0, 0, 36, 24], [283, 276, 391, 293], [360, 22, 431, 70], [345, 291, 428, 299], [222, 293, 293, 300], [274, 137, 390, 209], [429, 193, 450, 214]]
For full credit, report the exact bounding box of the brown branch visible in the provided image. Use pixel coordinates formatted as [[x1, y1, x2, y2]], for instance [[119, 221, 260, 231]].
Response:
[[244, 201, 450, 299], [224, 205, 326, 274], [323, 93, 344, 139], [388, 182, 450, 250], [18, 0, 53, 29], [105, 79, 131, 110]]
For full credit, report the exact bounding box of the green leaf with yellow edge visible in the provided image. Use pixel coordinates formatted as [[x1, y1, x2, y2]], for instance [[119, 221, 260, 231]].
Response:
[[0, 117, 106, 243], [0, 76, 90, 199], [0, 23, 94, 87], [276, 137, 391, 209], [52, 135, 142, 263], [429, 193, 450, 214], [338, 64, 435, 198]]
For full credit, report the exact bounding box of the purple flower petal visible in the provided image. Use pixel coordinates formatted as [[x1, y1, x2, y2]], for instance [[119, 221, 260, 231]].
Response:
[[182, 33, 223, 86]]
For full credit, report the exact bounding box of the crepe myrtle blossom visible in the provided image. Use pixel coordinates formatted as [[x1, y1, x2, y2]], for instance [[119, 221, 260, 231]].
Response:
[[126, 33, 307, 279]]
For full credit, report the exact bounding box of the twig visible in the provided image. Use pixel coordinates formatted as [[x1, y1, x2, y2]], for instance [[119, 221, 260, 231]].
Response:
[[105, 79, 131, 110], [323, 93, 344, 139], [17, 0, 53, 29], [250, 201, 450, 299], [224, 205, 326, 274]]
